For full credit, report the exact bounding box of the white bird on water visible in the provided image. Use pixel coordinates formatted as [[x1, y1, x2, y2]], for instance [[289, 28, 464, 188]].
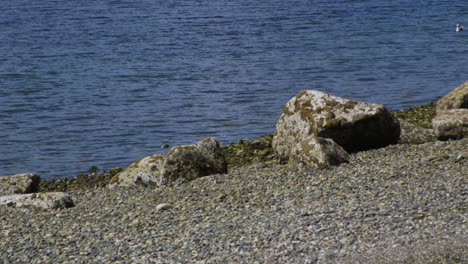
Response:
[[456, 24, 464, 32]]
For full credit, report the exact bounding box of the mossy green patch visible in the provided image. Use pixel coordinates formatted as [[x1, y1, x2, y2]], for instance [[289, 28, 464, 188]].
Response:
[[392, 102, 436, 129], [222, 134, 278, 168], [39, 168, 122, 192]]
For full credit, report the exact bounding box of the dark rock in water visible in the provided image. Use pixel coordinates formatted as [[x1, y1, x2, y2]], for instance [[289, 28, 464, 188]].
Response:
[[75, 166, 100, 179], [272, 90, 400, 157], [88, 166, 100, 174]]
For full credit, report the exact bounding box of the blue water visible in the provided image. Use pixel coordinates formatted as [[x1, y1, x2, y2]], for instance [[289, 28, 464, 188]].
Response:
[[1, 0, 466, 179]]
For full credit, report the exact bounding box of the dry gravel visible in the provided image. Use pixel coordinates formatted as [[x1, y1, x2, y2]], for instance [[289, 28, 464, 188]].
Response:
[[1, 138, 467, 263]]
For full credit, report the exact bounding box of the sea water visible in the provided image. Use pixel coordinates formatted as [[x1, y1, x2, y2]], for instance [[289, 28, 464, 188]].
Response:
[[0, 0, 466, 178]]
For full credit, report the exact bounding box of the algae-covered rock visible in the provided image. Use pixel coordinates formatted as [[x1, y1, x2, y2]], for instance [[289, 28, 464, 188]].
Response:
[[432, 109, 468, 140], [110, 137, 227, 187], [436, 81, 468, 113], [161, 137, 227, 186], [288, 135, 349, 172], [0, 192, 74, 209], [0, 173, 41, 196], [109, 154, 165, 186], [272, 90, 400, 157]]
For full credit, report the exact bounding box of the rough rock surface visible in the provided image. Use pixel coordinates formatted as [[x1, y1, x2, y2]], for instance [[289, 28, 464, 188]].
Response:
[[109, 154, 165, 186], [398, 119, 436, 144], [110, 137, 227, 187], [272, 90, 400, 157], [432, 109, 468, 140], [0, 173, 41, 196], [288, 135, 349, 171], [436, 81, 468, 113], [0, 192, 74, 209], [161, 137, 228, 186]]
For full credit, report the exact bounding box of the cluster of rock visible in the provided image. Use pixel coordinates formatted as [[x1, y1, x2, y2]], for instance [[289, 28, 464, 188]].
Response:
[[1, 82, 466, 200], [109, 137, 227, 187], [272, 81, 468, 172], [0, 173, 74, 209], [433, 81, 468, 140]]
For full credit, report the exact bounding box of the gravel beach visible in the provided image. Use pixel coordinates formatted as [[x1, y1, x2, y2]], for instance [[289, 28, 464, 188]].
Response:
[[1, 138, 467, 263]]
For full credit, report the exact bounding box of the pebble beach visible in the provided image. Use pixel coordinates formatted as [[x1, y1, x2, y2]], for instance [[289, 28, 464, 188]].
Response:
[[1, 137, 466, 263]]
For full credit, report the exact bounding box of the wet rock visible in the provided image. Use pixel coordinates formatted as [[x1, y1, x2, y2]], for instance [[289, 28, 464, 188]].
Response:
[[398, 119, 436, 144], [0, 192, 74, 209], [436, 81, 468, 113], [0, 173, 41, 196], [272, 90, 400, 157], [288, 135, 349, 172], [432, 109, 468, 140], [110, 137, 227, 187]]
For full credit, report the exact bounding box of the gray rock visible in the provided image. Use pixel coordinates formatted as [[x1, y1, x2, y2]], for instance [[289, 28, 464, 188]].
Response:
[[272, 90, 400, 157], [109, 154, 165, 186], [110, 137, 228, 187], [398, 119, 436, 144], [288, 135, 349, 172], [0, 192, 74, 209], [0, 173, 40, 196], [436, 81, 468, 113], [432, 109, 468, 140], [161, 137, 228, 186]]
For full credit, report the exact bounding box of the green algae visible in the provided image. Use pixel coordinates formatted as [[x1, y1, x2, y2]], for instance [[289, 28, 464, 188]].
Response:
[[39, 168, 122, 193], [392, 102, 436, 129], [222, 134, 277, 168]]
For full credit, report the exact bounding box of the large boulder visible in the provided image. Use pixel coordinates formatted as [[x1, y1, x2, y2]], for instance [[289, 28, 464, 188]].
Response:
[[436, 82, 468, 113], [272, 90, 400, 157], [110, 137, 228, 187], [432, 109, 468, 140], [288, 135, 349, 172], [0, 173, 40, 196], [398, 119, 436, 144], [0, 192, 74, 209]]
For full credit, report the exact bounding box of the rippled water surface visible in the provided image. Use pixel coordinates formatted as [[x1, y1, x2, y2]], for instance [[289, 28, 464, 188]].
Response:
[[1, 0, 467, 178]]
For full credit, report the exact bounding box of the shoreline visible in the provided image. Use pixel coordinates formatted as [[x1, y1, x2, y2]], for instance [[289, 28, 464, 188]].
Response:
[[2, 98, 467, 263], [39, 101, 438, 192]]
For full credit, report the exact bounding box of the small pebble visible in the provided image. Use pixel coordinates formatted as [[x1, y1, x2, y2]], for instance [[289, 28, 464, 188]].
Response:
[[156, 203, 173, 211]]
